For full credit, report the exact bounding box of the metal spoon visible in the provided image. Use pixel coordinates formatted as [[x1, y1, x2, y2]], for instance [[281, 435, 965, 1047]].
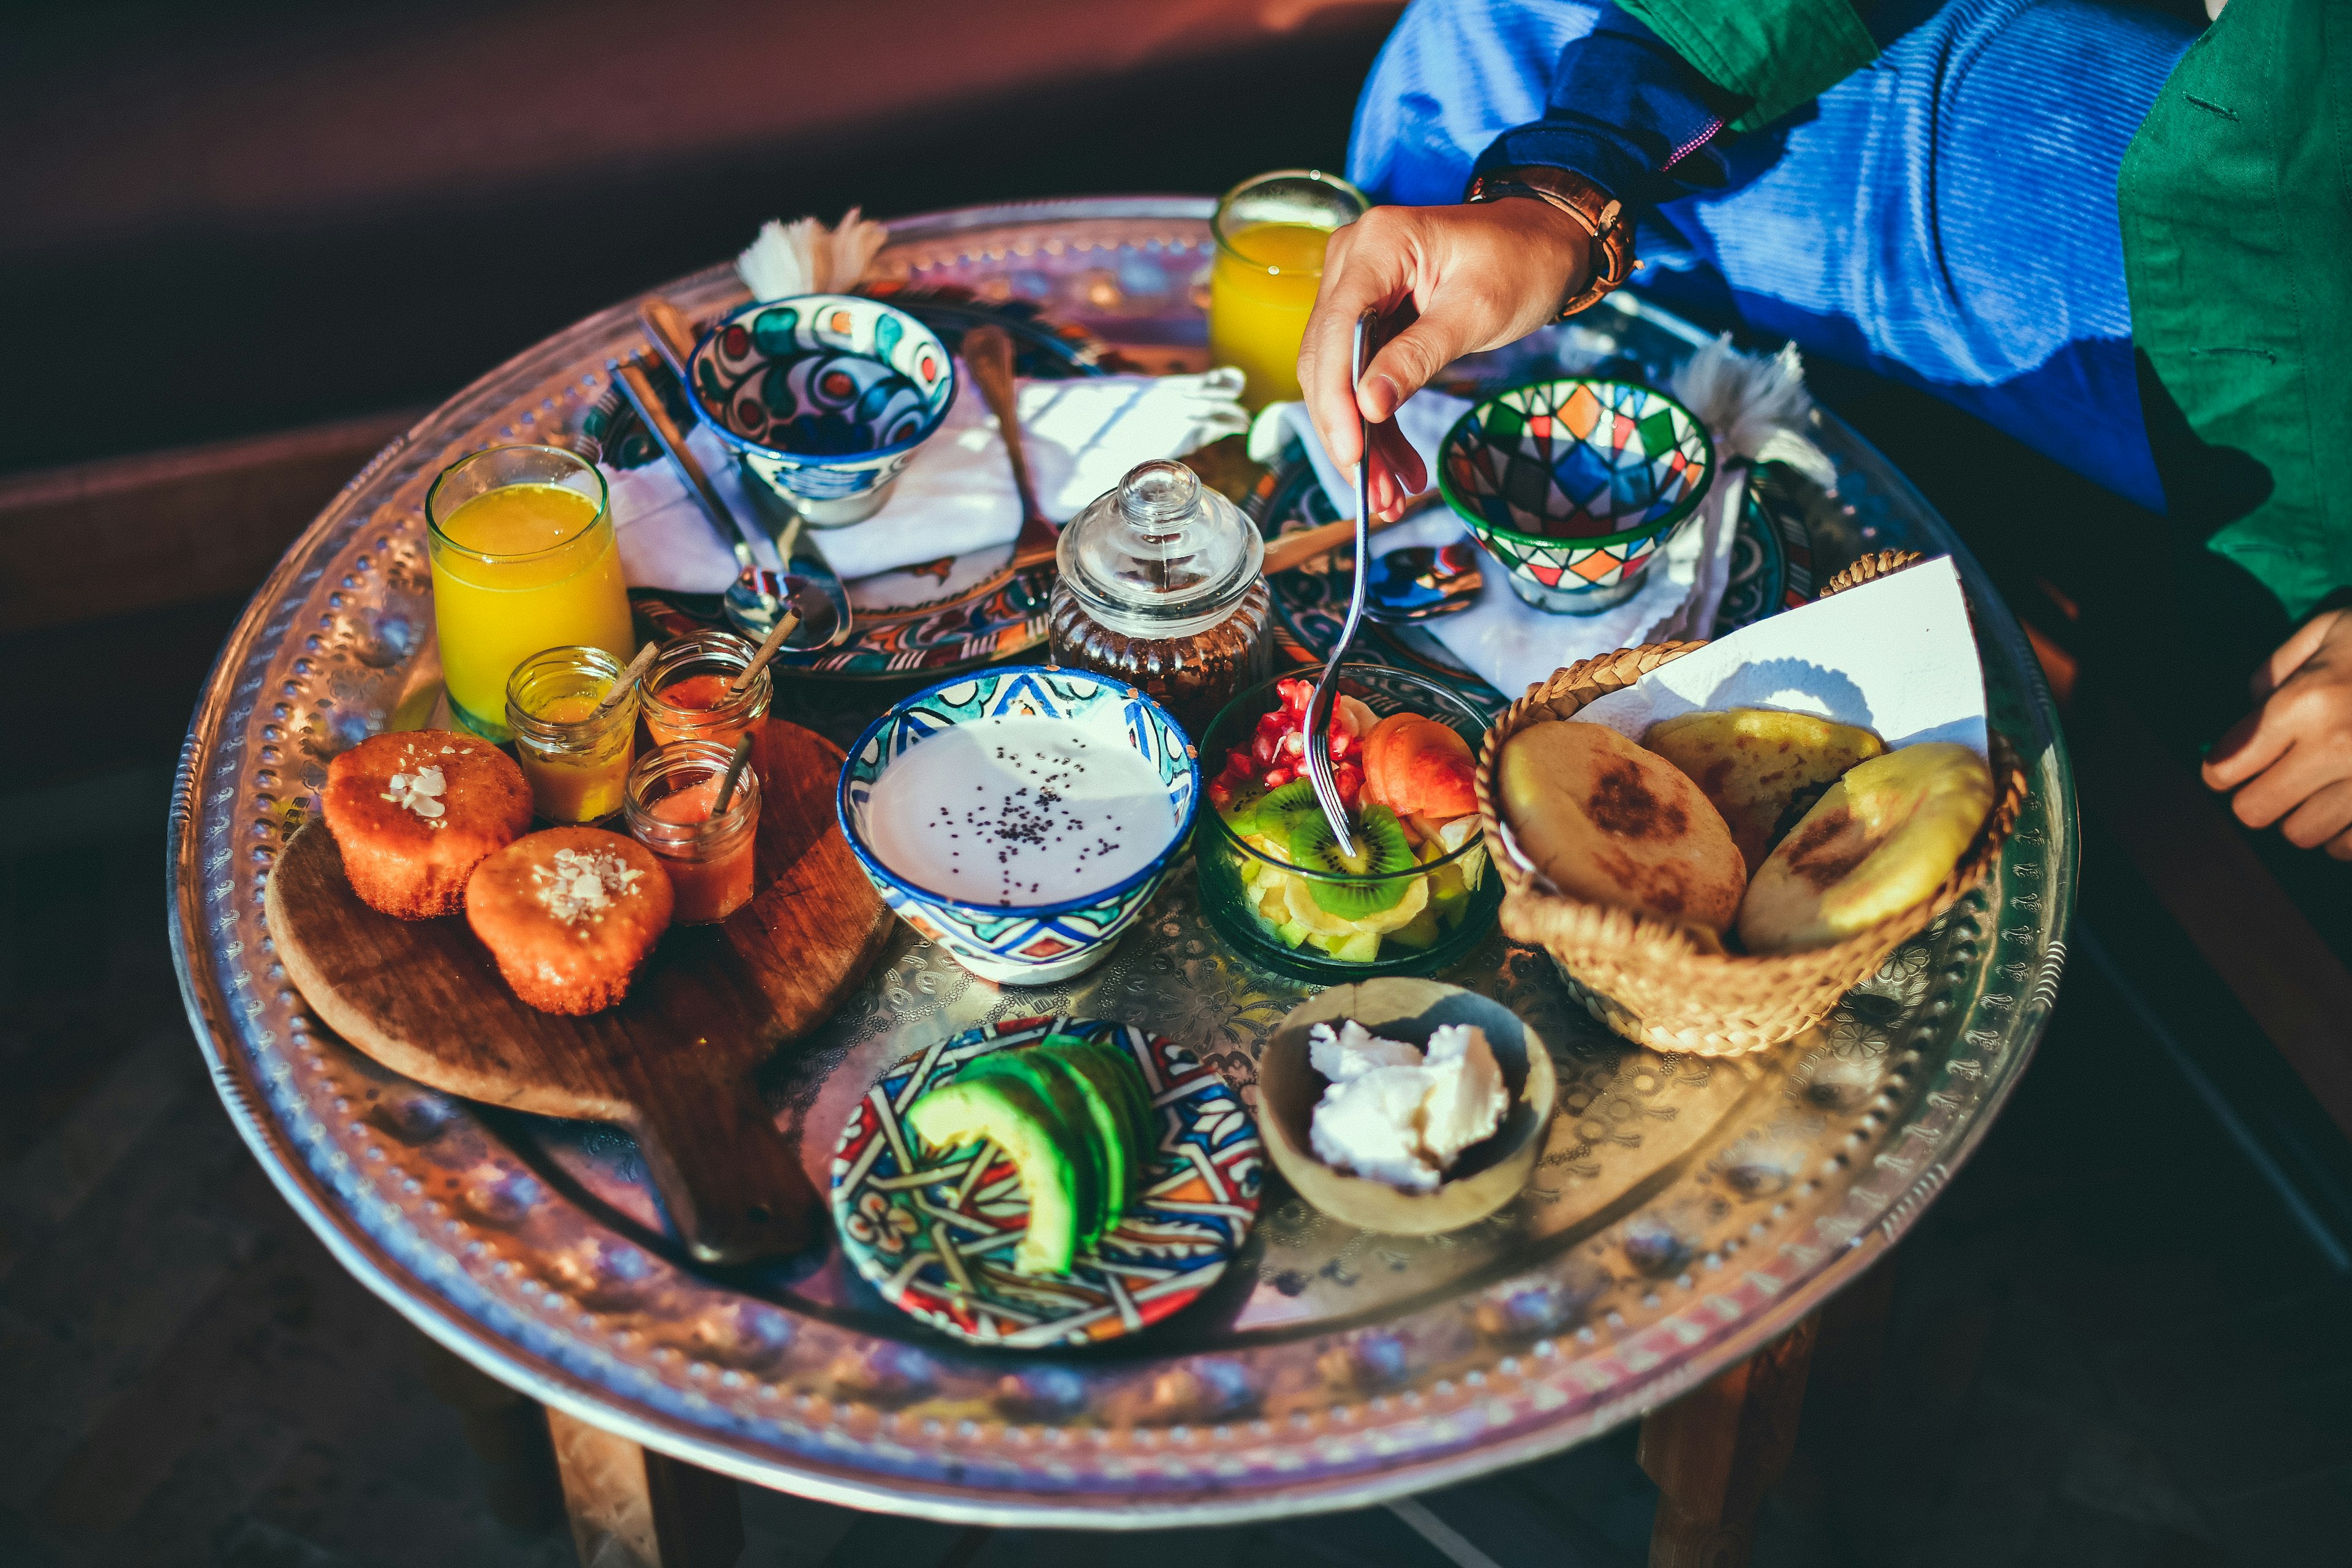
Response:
[[1363, 541, 1483, 624], [1302, 309, 1381, 859], [608, 356, 835, 648]]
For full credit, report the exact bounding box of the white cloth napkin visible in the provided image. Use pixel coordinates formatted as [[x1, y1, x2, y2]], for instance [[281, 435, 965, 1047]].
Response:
[[1247, 337, 1833, 700], [604, 364, 1251, 591]]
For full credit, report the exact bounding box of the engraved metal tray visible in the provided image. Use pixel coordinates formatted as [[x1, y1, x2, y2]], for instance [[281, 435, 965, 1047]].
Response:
[[170, 197, 2075, 1527]]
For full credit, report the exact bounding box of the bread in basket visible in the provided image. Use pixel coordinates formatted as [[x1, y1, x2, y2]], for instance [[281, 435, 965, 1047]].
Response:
[[1471, 551, 2029, 1057]]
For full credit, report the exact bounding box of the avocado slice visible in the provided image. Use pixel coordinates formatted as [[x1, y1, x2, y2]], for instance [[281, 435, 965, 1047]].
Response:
[[959, 1051, 1111, 1246], [903, 1073, 1090, 1276], [1027, 1044, 1142, 1230], [1041, 1031, 1157, 1177]]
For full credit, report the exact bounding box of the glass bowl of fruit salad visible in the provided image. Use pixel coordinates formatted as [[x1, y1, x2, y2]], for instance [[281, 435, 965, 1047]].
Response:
[[1197, 665, 1502, 979]]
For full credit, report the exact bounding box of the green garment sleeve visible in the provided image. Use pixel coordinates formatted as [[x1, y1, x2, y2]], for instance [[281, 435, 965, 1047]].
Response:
[[1612, 0, 1880, 130], [2119, 0, 2352, 620]]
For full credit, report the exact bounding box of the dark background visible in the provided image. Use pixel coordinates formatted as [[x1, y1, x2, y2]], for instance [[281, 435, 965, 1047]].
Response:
[[0, 0, 1400, 473]]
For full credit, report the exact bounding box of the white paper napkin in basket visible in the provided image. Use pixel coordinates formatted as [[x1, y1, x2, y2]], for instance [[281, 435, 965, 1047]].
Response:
[[1250, 337, 1835, 699], [603, 365, 1250, 592]]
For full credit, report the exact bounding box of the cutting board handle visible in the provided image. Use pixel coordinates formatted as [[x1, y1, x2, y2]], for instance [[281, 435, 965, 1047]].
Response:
[[630, 1076, 819, 1265]]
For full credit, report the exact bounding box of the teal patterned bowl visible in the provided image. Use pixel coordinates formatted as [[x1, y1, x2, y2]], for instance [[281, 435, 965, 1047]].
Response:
[[1438, 378, 1716, 614], [690, 293, 956, 526], [837, 667, 1199, 986]]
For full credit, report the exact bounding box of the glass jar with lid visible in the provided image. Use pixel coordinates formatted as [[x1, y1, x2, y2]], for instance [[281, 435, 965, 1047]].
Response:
[[1046, 459, 1272, 738]]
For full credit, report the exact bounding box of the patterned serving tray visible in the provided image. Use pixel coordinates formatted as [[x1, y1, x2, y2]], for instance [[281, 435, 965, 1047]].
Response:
[[830, 1016, 1262, 1348], [170, 197, 2074, 1526]]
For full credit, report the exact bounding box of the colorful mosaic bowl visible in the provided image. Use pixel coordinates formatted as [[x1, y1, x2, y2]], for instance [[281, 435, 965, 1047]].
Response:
[[1437, 378, 1716, 614], [829, 1014, 1262, 1348], [690, 293, 957, 526], [837, 666, 1200, 985]]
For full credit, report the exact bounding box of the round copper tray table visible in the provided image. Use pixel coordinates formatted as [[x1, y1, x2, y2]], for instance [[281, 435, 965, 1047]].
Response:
[[168, 196, 2076, 1527]]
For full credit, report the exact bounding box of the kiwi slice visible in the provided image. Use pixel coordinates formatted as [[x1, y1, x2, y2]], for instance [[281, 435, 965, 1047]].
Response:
[[1289, 805, 1414, 918], [1248, 779, 1322, 850]]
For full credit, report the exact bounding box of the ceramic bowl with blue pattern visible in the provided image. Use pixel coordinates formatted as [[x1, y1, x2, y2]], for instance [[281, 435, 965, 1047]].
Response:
[[838, 666, 1200, 985], [690, 293, 957, 526], [1438, 378, 1716, 614]]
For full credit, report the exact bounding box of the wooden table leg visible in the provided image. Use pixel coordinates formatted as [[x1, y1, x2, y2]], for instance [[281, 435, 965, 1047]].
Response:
[[413, 1333, 564, 1531], [546, 1407, 745, 1568], [1638, 1315, 1820, 1568]]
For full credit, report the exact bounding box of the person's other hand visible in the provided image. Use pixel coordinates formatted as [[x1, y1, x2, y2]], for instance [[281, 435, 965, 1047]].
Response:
[[2203, 608, 2352, 857], [1298, 200, 1593, 520]]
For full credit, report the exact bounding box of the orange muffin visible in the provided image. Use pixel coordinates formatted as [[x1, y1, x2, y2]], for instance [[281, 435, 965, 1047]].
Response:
[[465, 827, 674, 1014], [323, 729, 533, 918]]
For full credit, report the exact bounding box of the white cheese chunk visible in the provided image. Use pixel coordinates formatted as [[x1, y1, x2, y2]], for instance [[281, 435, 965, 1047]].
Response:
[[1305, 1019, 1512, 1191], [1418, 1023, 1508, 1167], [1310, 1066, 1441, 1191], [1308, 1018, 1425, 1083]]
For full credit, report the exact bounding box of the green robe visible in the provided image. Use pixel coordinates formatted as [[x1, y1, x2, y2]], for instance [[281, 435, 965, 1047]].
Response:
[[1616, 0, 2352, 619]]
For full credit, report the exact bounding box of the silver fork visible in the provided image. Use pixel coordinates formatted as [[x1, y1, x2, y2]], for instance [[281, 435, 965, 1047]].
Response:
[[1303, 308, 1380, 859]]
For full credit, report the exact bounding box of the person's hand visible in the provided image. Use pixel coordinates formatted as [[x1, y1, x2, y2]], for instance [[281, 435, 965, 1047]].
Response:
[[1298, 200, 1594, 520], [2203, 608, 2352, 857]]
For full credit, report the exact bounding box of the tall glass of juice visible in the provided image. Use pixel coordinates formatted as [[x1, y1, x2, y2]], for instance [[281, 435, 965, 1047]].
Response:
[[425, 445, 635, 741], [1208, 169, 1369, 409]]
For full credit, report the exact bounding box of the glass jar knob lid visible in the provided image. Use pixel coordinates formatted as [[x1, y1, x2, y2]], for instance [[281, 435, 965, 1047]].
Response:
[[1058, 459, 1264, 638]]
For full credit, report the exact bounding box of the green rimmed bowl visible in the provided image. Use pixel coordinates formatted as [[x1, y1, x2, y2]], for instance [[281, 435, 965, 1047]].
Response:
[[1437, 377, 1715, 614]]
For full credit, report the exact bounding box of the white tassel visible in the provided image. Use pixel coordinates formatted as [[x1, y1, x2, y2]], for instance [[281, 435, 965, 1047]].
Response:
[[1668, 334, 1837, 488], [736, 207, 891, 301]]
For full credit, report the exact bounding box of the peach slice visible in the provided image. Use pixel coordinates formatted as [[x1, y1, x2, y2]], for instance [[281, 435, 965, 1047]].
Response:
[[1363, 714, 1477, 820]]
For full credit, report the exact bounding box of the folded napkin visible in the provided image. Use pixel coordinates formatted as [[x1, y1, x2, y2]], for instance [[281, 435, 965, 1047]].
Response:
[[1248, 336, 1833, 699], [604, 364, 1251, 591]]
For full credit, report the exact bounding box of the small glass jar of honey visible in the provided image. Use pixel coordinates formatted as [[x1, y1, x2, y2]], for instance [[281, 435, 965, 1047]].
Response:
[[624, 741, 761, 925], [636, 630, 772, 750], [503, 645, 636, 823]]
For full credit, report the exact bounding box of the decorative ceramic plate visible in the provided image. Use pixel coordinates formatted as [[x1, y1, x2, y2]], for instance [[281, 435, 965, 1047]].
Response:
[[830, 1016, 1263, 1348]]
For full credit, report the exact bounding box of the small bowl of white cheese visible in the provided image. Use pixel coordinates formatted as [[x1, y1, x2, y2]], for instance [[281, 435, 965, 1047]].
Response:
[[1257, 979, 1556, 1235]]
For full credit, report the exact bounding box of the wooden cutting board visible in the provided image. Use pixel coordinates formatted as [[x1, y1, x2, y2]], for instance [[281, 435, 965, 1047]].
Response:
[[265, 717, 894, 1264]]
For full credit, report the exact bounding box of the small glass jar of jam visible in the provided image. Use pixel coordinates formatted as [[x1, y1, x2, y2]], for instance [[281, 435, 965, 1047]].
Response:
[[1047, 459, 1271, 739], [503, 645, 636, 823], [624, 741, 762, 925], [636, 630, 772, 750]]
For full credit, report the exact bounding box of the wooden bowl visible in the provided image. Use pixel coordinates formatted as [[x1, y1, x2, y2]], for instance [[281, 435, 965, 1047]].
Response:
[[1257, 978, 1556, 1235]]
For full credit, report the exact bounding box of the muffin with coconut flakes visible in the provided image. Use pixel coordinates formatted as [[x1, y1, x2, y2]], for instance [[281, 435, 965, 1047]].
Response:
[[322, 729, 532, 918], [465, 827, 674, 1014]]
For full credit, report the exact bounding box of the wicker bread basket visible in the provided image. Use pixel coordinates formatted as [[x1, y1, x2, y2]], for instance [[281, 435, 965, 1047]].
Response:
[[1471, 551, 2029, 1057]]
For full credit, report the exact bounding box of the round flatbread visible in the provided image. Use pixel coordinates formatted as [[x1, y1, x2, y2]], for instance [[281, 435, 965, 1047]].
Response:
[[1499, 720, 1746, 933], [1739, 742, 1993, 953]]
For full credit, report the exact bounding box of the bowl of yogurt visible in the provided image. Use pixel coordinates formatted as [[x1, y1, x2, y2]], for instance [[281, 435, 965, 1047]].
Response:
[[838, 666, 1199, 984]]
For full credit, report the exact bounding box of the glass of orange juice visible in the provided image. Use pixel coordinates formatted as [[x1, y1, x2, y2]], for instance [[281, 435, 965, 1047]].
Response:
[[426, 445, 635, 741], [1208, 169, 1369, 409]]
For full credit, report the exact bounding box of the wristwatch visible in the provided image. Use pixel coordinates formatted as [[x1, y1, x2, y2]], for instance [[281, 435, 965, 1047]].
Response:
[[1464, 166, 1637, 319]]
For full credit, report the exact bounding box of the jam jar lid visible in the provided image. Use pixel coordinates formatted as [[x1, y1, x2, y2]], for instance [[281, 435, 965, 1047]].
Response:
[[1057, 459, 1265, 639]]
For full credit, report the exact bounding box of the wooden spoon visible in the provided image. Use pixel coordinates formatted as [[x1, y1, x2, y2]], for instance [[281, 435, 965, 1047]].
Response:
[[962, 324, 1060, 571]]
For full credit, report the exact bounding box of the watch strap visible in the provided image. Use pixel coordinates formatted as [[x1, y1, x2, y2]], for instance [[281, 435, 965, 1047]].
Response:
[[1464, 166, 1637, 318]]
